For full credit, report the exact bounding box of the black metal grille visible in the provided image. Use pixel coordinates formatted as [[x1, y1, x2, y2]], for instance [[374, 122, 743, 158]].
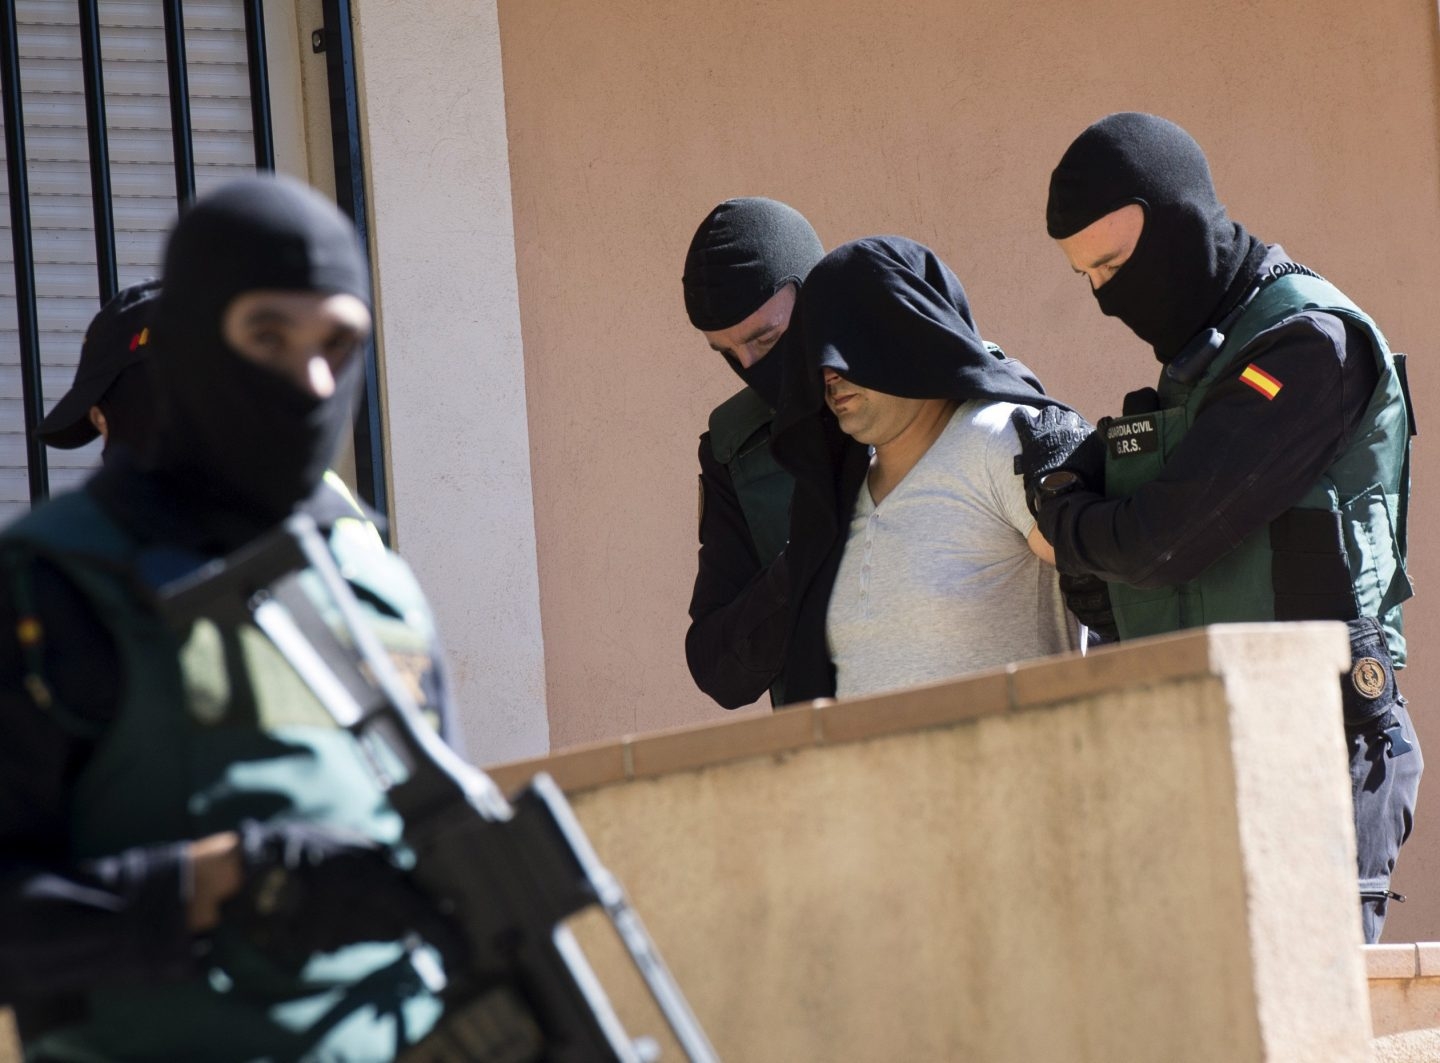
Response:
[[0, 3, 46, 503], [321, 0, 387, 524], [0, 0, 388, 525]]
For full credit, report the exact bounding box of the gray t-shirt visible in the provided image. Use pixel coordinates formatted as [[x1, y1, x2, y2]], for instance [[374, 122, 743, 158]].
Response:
[[826, 401, 1076, 699]]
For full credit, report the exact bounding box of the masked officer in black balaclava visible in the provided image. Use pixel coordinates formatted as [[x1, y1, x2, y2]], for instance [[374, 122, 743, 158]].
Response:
[[681, 198, 824, 709], [1014, 112, 1421, 942], [38, 280, 161, 463], [0, 175, 463, 1059]]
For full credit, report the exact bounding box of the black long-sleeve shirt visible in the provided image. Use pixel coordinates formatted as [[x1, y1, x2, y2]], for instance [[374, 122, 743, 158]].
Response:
[[1040, 295, 1381, 589], [684, 434, 790, 709]]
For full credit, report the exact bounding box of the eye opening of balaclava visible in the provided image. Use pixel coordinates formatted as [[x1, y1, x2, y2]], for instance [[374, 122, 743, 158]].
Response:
[[149, 173, 371, 541], [1045, 112, 1264, 363], [682, 197, 823, 407]]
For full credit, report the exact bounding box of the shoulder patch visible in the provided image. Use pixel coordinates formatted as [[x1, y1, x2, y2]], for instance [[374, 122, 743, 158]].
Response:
[[1239, 363, 1283, 400]]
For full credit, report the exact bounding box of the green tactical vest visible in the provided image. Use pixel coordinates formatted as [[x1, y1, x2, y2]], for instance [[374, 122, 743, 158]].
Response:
[[3, 484, 446, 1062], [1102, 272, 1413, 664], [708, 387, 794, 567]]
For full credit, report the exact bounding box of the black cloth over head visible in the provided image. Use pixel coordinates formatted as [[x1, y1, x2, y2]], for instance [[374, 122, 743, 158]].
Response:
[[1045, 112, 1265, 363], [785, 236, 1062, 417], [146, 173, 369, 551], [683, 198, 823, 406], [770, 236, 1068, 703]]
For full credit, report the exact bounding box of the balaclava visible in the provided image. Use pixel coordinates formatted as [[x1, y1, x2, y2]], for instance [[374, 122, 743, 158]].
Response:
[[148, 174, 370, 543], [1046, 112, 1265, 363], [682, 197, 823, 407]]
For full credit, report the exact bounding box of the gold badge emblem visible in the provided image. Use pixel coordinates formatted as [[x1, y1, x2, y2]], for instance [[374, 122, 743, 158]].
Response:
[[1352, 657, 1387, 700]]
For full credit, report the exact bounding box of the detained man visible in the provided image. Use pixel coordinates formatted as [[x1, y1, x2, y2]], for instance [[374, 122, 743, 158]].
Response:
[[771, 237, 1079, 701], [681, 198, 824, 708]]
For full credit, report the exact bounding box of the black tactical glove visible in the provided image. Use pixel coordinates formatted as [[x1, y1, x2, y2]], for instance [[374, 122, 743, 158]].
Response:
[[1010, 406, 1104, 515], [1058, 572, 1118, 642], [222, 820, 464, 971]]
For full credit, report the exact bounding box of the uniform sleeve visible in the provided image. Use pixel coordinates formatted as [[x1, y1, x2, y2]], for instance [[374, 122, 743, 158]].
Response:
[[1039, 312, 1381, 586], [987, 406, 1040, 538], [0, 558, 197, 1001], [685, 436, 789, 709]]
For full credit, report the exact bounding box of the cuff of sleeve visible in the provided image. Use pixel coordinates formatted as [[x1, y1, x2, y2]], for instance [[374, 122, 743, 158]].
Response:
[[1039, 489, 1104, 575], [119, 841, 201, 980]]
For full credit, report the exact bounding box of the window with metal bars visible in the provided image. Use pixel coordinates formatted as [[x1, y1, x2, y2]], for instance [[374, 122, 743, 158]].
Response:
[[0, 0, 386, 527]]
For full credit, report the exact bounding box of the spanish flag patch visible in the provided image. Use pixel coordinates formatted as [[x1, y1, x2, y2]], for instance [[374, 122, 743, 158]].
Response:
[[1239, 363, 1283, 400]]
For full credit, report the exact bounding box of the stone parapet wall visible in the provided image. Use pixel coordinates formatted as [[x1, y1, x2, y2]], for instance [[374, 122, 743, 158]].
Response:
[[489, 624, 1373, 1062]]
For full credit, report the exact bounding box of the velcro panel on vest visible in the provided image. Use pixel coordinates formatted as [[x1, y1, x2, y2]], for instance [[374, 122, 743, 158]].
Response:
[[1269, 508, 1359, 622]]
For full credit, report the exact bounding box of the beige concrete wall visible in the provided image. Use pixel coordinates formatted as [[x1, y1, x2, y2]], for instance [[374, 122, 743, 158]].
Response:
[[1366, 943, 1440, 1038], [491, 626, 1370, 1061], [494, 0, 1440, 935], [351, 0, 548, 762]]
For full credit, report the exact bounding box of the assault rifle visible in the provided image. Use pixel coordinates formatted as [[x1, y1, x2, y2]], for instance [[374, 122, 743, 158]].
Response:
[[156, 514, 718, 1063]]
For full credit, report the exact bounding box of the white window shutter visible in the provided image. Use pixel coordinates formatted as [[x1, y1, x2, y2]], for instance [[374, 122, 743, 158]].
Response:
[[1, 0, 264, 524]]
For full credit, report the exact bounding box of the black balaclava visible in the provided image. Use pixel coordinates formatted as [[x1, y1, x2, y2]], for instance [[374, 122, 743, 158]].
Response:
[[682, 197, 823, 407], [1046, 112, 1265, 364], [145, 174, 370, 549]]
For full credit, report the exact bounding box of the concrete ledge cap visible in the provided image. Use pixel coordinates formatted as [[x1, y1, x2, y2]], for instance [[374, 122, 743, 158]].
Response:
[[1420, 943, 1440, 978], [1363, 943, 1440, 980], [485, 623, 1353, 796], [1366, 944, 1421, 979]]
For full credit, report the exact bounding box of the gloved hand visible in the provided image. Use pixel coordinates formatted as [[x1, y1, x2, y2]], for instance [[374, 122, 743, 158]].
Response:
[[221, 820, 464, 972], [1010, 406, 1104, 514], [1059, 572, 1118, 642]]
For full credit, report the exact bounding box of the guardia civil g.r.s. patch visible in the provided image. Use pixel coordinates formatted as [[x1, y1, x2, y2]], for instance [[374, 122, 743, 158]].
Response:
[[1105, 414, 1159, 459]]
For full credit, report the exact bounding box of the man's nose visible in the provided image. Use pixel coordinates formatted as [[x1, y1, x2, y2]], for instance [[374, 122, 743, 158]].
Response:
[[734, 346, 761, 369], [823, 368, 839, 384], [303, 354, 337, 399]]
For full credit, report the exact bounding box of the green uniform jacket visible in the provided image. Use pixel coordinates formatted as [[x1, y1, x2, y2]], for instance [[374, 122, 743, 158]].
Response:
[[1103, 272, 1412, 663], [1, 486, 446, 1062]]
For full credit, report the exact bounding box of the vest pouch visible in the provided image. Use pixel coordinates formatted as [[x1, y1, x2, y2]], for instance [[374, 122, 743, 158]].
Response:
[[1103, 407, 1187, 640], [1340, 483, 1413, 620], [710, 388, 793, 567], [728, 435, 791, 566], [1110, 584, 1187, 642], [1270, 505, 1358, 622]]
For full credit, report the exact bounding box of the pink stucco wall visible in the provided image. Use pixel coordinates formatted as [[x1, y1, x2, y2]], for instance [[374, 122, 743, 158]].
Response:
[[496, 0, 1440, 937]]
